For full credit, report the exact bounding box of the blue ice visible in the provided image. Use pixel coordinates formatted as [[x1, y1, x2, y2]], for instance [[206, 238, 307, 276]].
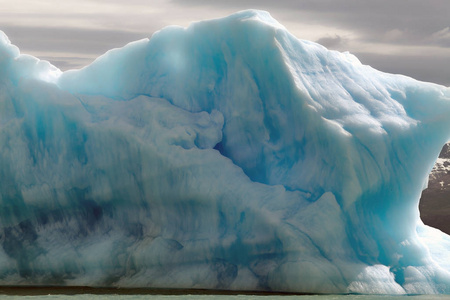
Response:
[[0, 10, 449, 294]]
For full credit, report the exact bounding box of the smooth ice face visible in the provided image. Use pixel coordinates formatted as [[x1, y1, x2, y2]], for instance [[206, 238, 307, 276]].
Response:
[[0, 10, 450, 294]]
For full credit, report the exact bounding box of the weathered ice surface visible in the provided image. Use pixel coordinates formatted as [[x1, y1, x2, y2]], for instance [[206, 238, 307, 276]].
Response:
[[0, 10, 450, 294]]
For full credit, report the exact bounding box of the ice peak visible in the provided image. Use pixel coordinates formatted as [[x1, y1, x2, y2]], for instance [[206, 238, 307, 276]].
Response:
[[227, 9, 286, 29]]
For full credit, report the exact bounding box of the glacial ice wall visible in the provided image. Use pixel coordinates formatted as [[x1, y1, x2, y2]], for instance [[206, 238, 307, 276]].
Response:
[[0, 10, 450, 294]]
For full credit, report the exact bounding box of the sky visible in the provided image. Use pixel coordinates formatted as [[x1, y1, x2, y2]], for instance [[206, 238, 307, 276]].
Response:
[[1, 0, 449, 86]]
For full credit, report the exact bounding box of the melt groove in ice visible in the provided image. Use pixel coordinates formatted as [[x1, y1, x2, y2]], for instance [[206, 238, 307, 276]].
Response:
[[0, 10, 450, 294]]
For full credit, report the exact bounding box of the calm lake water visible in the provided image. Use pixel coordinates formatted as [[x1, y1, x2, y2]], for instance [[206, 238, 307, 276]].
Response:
[[1, 295, 450, 300]]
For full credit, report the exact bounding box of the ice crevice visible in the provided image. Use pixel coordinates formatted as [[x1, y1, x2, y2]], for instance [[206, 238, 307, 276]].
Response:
[[0, 9, 450, 294]]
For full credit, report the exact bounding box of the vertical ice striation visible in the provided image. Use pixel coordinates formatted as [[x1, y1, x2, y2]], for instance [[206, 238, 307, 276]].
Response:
[[0, 10, 450, 294]]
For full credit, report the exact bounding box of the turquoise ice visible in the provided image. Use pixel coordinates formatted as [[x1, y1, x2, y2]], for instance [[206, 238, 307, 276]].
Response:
[[0, 10, 449, 294]]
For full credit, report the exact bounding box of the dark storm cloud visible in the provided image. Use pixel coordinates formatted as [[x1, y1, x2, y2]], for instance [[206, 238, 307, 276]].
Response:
[[315, 35, 346, 49]]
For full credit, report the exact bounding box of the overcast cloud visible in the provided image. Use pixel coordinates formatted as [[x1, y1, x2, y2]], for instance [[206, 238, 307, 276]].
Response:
[[1, 0, 449, 86]]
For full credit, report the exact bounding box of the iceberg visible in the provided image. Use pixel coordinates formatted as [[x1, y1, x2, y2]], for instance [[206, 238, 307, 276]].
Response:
[[0, 10, 450, 294]]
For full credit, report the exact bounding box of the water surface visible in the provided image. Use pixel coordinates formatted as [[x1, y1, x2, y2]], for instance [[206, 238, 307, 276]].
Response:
[[1, 295, 450, 300]]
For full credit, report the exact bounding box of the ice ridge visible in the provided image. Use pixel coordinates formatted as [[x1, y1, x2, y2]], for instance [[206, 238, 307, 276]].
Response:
[[0, 10, 450, 294]]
